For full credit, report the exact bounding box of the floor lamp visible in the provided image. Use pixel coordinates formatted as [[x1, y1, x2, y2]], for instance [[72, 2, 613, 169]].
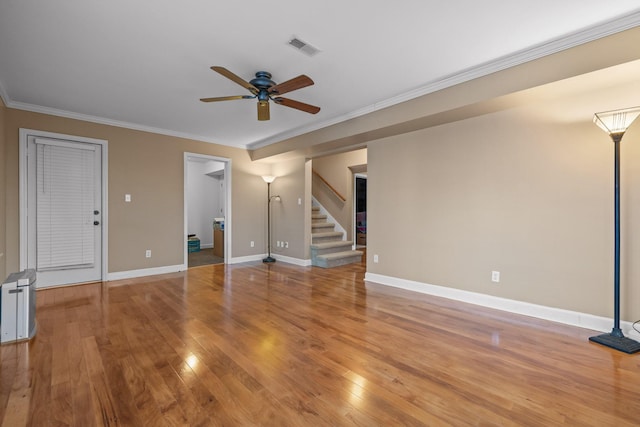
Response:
[[262, 175, 279, 263], [589, 106, 640, 354]]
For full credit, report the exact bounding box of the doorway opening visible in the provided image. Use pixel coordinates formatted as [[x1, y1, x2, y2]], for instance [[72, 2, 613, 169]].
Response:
[[354, 174, 367, 248], [184, 153, 231, 268]]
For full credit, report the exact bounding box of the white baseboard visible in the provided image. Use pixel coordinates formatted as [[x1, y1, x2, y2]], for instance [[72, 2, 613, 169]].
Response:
[[272, 255, 312, 267], [229, 254, 266, 264], [229, 253, 312, 266], [364, 272, 640, 341], [108, 264, 186, 281]]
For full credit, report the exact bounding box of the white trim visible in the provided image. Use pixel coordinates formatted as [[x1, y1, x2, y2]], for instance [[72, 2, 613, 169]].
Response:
[[271, 255, 312, 267], [107, 264, 186, 281], [8, 100, 231, 146], [228, 253, 312, 266], [248, 9, 640, 149], [364, 272, 640, 341], [184, 153, 232, 267], [19, 128, 109, 283], [229, 254, 266, 264], [0, 76, 9, 106]]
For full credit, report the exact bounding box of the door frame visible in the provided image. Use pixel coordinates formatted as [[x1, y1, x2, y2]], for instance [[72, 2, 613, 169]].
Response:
[[19, 128, 109, 283], [183, 152, 232, 266]]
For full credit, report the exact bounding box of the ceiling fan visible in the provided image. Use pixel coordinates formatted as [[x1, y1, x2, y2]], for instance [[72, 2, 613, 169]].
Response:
[[200, 66, 321, 121]]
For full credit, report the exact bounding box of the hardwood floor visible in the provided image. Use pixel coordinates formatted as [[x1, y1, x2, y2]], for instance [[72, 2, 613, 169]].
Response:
[[1, 260, 639, 426]]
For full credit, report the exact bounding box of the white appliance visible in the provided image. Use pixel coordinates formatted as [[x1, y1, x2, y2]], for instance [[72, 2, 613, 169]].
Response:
[[1, 269, 37, 343]]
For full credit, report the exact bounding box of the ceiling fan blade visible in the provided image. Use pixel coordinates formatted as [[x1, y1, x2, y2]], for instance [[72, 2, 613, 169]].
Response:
[[211, 66, 259, 95], [268, 75, 314, 96], [273, 97, 321, 114], [200, 95, 252, 102], [257, 100, 270, 121]]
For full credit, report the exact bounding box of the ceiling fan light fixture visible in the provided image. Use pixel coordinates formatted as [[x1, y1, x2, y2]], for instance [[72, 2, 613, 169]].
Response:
[[257, 100, 270, 121]]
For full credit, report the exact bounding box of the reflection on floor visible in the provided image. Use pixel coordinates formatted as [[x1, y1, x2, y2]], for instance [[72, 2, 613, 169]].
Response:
[[188, 248, 224, 268]]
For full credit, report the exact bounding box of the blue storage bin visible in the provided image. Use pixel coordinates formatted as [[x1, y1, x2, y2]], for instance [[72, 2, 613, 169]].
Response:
[[188, 237, 200, 253]]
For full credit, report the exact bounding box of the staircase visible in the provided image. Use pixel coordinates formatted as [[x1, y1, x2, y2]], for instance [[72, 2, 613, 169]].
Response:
[[311, 206, 363, 268]]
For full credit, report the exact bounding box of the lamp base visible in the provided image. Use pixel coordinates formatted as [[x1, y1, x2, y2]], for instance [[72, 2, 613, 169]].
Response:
[[262, 256, 276, 263], [589, 333, 640, 354]]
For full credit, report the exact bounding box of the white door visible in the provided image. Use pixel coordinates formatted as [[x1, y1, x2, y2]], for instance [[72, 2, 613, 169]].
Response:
[[25, 136, 103, 287]]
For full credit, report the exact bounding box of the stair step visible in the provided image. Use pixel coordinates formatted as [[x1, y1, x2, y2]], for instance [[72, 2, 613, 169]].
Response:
[[311, 222, 335, 231], [314, 250, 363, 268], [312, 231, 343, 243], [310, 240, 354, 250], [310, 241, 354, 257], [309, 205, 360, 268], [312, 213, 327, 223]]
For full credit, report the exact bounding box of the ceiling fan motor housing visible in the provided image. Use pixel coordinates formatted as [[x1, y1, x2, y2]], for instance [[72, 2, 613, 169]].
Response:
[[250, 71, 275, 89]]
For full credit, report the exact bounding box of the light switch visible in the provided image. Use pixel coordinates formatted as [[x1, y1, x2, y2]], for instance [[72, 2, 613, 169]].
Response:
[[125, 194, 131, 202]]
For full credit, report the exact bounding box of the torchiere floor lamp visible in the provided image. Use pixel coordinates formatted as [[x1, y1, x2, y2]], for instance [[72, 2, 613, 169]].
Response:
[[589, 106, 640, 354], [262, 175, 279, 263]]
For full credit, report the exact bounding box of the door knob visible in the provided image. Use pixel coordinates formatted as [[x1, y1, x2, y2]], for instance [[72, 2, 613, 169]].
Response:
[[94, 221, 100, 226]]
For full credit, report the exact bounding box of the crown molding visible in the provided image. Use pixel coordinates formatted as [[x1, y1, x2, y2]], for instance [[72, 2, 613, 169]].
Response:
[[248, 9, 640, 150], [0, 77, 9, 107], [2, 99, 245, 148]]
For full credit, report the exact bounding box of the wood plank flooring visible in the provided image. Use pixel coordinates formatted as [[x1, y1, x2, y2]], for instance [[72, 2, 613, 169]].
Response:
[[1, 260, 639, 426]]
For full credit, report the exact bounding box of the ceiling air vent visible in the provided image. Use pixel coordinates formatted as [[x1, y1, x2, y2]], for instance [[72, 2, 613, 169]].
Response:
[[288, 37, 321, 57]]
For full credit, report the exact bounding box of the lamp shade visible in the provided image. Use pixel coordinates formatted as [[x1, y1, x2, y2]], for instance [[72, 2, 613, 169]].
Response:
[[262, 175, 276, 183], [593, 106, 640, 137]]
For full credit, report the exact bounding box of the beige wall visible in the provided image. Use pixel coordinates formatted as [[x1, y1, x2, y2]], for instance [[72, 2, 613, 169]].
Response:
[[2, 108, 303, 275], [367, 98, 640, 321], [269, 157, 308, 259], [0, 97, 6, 280], [312, 149, 367, 239]]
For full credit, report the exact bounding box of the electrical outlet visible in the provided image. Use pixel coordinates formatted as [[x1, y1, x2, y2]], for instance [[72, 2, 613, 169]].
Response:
[[491, 271, 500, 283], [285, 242, 289, 248], [250, 241, 255, 248], [145, 250, 151, 258], [373, 254, 379, 263], [276, 241, 280, 248]]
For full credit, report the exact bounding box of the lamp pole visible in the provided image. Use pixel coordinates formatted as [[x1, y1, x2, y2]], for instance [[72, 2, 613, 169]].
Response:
[[262, 176, 277, 263], [612, 132, 622, 338], [589, 107, 640, 353]]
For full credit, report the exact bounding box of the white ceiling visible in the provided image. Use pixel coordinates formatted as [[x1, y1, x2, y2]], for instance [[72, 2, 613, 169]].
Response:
[[1, 1, 640, 150]]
